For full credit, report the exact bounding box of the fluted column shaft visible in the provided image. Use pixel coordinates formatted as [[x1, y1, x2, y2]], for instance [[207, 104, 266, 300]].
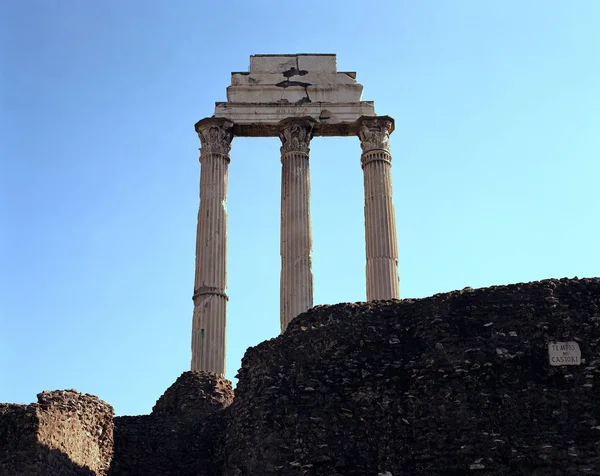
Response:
[[358, 116, 400, 301], [279, 118, 315, 332], [191, 118, 233, 375]]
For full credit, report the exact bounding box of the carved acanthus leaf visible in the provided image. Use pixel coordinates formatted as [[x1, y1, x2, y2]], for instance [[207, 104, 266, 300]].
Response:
[[358, 117, 393, 153], [197, 120, 234, 157], [279, 120, 314, 155]]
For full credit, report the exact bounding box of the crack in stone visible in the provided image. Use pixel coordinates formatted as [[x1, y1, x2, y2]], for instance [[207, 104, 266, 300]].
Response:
[[275, 56, 312, 103], [297, 56, 311, 104]]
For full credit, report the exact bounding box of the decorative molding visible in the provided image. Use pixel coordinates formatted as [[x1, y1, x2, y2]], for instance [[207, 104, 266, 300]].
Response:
[[279, 118, 315, 156], [196, 118, 234, 158], [193, 288, 229, 301], [357, 116, 394, 154]]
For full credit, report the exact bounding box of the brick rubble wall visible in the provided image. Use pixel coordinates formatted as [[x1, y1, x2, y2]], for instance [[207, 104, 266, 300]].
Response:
[[109, 371, 233, 476], [0, 391, 114, 476], [225, 278, 600, 475], [2, 278, 599, 475], [36, 390, 114, 475], [0, 404, 38, 475]]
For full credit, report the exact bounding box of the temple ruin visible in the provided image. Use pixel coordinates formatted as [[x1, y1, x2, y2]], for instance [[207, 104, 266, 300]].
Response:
[[191, 54, 400, 374], [2, 52, 598, 476]]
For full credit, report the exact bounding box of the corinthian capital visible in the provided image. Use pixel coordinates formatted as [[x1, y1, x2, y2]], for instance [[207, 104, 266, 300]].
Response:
[[279, 118, 316, 156], [357, 116, 395, 154], [195, 118, 234, 158]]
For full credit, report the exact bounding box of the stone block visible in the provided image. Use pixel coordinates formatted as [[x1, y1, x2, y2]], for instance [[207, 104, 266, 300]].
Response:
[[249, 55, 298, 74], [297, 54, 337, 73], [249, 54, 336, 75]]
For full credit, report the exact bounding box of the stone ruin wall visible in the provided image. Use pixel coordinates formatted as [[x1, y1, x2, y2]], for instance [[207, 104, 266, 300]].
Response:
[[1, 277, 599, 475], [109, 372, 233, 476], [0, 391, 113, 475], [226, 277, 600, 475]]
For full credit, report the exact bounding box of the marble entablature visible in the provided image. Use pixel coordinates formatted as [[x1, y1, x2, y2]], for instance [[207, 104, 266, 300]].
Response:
[[210, 54, 376, 137]]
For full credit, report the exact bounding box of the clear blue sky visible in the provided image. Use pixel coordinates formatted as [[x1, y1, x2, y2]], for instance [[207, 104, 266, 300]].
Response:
[[1, 1, 598, 416]]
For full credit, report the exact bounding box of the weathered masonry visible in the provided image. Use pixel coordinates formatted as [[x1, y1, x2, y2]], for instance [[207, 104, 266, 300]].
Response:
[[191, 54, 400, 374]]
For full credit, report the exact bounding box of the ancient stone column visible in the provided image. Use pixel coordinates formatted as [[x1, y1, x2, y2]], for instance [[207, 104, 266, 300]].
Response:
[[191, 118, 233, 375], [279, 118, 315, 332], [357, 116, 400, 301]]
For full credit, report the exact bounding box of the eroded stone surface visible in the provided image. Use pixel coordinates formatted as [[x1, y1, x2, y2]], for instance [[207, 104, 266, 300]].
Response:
[[152, 371, 233, 416], [213, 54, 376, 135], [110, 371, 233, 476], [0, 390, 114, 475], [225, 277, 600, 475]]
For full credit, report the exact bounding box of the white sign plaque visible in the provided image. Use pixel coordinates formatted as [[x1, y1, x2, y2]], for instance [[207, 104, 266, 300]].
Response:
[[548, 342, 581, 366]]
